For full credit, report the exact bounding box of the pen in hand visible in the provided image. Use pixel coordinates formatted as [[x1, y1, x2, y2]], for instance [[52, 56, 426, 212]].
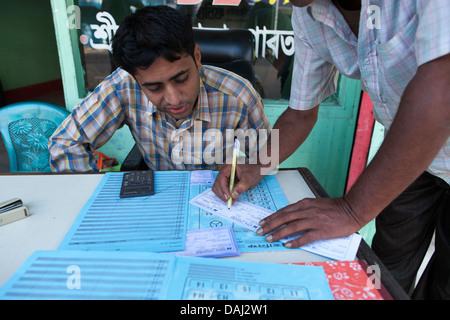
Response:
[[227, 139, 240, 209]]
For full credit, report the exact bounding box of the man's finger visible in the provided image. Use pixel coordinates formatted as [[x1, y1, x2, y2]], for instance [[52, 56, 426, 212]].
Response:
[[257, 210, 311, 238], [257, 198, 317, 234], [212, 165, 232, 201], [283, 229, 325, 249], [262, 217, 314, 241], [259, 198, 315, 226], [229, 166, 259, 199]]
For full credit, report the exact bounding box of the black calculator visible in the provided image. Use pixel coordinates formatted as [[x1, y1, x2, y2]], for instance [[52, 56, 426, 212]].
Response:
[[120, 170, 155, 198]]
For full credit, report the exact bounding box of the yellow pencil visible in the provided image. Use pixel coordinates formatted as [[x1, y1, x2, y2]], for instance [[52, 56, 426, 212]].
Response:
[[227, 139, 239, 209]]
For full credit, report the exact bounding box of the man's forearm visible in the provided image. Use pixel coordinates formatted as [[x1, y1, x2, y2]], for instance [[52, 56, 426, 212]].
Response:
[[49, 119, 98, 172], [345, 54, 450, 225], [49, 141, 98, 172], [259, 106, 319, 171]]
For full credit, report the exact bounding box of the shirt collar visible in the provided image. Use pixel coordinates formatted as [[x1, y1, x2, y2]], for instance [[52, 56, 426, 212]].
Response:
[[307, 0, 358, 45], [145, 96, 157, 115], [192, 74, 211, 123]]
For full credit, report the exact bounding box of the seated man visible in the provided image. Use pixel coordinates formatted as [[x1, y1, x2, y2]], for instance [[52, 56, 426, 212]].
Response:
[[49, 5, 271, 172]]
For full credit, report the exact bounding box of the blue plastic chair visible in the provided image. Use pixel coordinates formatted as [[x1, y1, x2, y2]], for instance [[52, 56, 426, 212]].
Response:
[[0, 101, 70, 172]]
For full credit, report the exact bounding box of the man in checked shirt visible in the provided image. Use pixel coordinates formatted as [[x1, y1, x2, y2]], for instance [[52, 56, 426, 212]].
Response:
[[214, 0, 449, 299], [49, 5, 271, 172]]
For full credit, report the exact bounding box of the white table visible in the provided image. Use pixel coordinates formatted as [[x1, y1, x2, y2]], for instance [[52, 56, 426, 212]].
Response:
[[0, 169, 409, 299], [0, 170, 327, 286]]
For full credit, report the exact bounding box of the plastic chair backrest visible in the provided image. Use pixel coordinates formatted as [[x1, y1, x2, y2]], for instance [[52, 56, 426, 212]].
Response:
[[193, 28, 255, 85], [0, 101, 70, 172]]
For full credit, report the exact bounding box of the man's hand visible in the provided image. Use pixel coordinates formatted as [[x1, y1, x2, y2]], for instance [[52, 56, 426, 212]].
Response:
[[257, 54, 450, 249], [256, 197, 365, 248], [212, 163, 264, 204], [212, 107, 319, 204]]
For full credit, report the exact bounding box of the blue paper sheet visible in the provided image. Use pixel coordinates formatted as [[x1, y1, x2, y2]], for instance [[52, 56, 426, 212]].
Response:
[[167, 255, 334, 300], [59, 172, 190, 253], [0, 250, 334, 300], [59, 171, 290, 254], [188, 173, 291, 252], [0, 250, 175, 300]]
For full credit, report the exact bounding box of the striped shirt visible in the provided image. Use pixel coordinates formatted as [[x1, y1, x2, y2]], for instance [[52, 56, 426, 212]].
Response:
[[49, 65, 271, 171], [290, 0, 450, 184]]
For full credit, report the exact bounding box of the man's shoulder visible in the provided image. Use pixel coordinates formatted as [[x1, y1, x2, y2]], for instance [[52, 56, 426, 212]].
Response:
[[200, 65, 258, 101], [86, 68, 141, 101], [77, 68, 143, 110], [103, 68, 137, 88]]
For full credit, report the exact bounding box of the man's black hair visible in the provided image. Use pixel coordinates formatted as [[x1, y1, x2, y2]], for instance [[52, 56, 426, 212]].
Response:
[[111, 5, 195, 75]]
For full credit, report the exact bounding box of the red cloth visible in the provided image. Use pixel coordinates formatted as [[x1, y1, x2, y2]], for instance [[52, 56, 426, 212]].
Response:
[[290, 260, 387, 300]]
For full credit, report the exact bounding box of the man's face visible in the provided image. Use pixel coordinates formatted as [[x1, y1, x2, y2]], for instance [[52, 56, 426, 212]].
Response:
[[134, 44, 202, 120], [289, 0, 315, 7]]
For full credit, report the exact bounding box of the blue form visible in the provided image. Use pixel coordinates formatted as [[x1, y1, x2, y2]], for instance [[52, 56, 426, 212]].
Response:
[[188, 173, 293, 252], [0, 250, 175, 300], [167, 254, 334, 300], [0, 250, 333, 300], [58, 172, 190, 253]]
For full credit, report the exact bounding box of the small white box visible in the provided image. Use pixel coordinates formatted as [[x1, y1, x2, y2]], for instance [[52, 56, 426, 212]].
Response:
[[0, 198, 29, 226]]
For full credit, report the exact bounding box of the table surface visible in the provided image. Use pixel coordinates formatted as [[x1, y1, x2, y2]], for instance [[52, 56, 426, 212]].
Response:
[[0, 169, 409, 299]]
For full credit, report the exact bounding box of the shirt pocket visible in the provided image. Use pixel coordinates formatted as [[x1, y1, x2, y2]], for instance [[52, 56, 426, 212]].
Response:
[[376, 14, 418, 107]]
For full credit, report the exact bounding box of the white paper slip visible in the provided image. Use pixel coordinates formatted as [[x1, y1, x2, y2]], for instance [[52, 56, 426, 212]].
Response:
[[280, 232, 362, 261], [170, 226, 240, 258], [190, 170, 214, 186], [189, 188, 272, 231]]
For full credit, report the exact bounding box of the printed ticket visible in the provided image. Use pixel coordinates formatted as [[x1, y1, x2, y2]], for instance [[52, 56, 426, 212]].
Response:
[[189, 188, 272, 232]]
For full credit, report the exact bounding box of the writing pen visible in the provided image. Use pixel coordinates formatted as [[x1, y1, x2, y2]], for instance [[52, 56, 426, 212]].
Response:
[[227, 139, 240, 209]]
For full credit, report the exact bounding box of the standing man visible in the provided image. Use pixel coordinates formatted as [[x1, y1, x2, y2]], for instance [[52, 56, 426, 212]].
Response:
[[213, 0, 449, 299]]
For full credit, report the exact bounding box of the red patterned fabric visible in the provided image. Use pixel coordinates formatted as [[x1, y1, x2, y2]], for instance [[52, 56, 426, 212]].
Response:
[[290, 260, 387, 300]]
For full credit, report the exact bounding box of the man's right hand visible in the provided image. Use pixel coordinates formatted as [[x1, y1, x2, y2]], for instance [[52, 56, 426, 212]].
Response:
[[212, 163, 264, 204], [212, 106, 320, 204]]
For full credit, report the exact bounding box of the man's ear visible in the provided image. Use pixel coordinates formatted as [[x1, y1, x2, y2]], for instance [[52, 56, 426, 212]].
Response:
[[194, 44, 202, 70]]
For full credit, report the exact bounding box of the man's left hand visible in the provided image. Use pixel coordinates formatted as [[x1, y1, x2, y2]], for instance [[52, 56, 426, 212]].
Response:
[[256, 197, 365, 248]]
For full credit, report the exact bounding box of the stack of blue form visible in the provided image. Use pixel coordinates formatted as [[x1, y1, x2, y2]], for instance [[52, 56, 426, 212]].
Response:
[[0, 171, 334, 300], [0, 250, 333, 300]]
